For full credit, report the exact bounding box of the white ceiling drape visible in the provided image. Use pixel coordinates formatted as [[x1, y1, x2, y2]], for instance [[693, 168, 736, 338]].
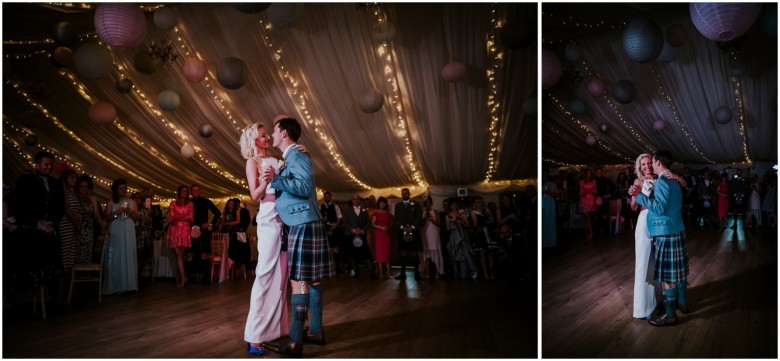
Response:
[[2, 3, 536, 203]]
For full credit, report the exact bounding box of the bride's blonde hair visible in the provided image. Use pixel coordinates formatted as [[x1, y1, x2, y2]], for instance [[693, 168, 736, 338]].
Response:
[[634, 153, 652, 180], [239, 123, 263, 160]]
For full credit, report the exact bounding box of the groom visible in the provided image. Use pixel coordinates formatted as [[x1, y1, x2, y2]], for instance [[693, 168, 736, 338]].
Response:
[[262, 117, 334, 357], [629, 150, 689, 326]]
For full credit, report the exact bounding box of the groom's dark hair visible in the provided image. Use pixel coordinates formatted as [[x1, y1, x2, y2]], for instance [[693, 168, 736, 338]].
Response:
[[653, 149, 674, 168], [275, 117, 301, 142]]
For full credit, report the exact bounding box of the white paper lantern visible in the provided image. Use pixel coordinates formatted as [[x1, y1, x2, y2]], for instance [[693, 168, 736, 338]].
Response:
[[599, 123, 609, 133], [154, 7, 178, 30], [442, 62, 466, 82], [266, 3, 303, 29], [623, 18, 664, 63], [158, 90, 180, 111], [183, 57, 207, 82], [94, 3, 148, 50], [74, 42, 113, 79], [371, 21, 396, 43], [88, 101, 117, 125], [358, 88, 384, 113], [181, 143, 195, 158], [714, 106, 733, 124], [217, 57, 247, 90], [690, 3, 763, 42], [585, 135, 597, 146]]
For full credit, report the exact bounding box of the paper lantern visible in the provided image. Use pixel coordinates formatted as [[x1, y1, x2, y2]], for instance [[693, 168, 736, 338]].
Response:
[[158, 90, 181, 111], [371, 21, 396, 44], [623, 18, 664, 63], [442, 62, 466, 82], [586, 78, 605, 97], [569, 98, 585, 115], [714, 106, 733, 124], [599, 123, 610, 133], [94, 3, 148, 50], [88, 101, 117, 125], [690, 3, 763, 42], [653, 119, 666, 130], [564, 43, 582, 62], [585, 135, 597, 146], [612, 80, 636, 104], [53, 21, 77, 47], [116, 77, 134, 94], [183, 57, 207, 82], [501, 18, 534, 50], [358, 88, 385, 113], [233, 3, 270, 14], [542, 47, 562, 89], [667, 23, 688, 47], [52, 47, 74, 66], [217, 57, 247, 90], [154, 7, 178, 30], [266, 3, 303, 29], [134, 51, 159, 74], [655, 35, 679, 63], [199, 123, 214, 138], [728, 58, 747, 76], [24, 135, 38, 146], [181, 143, 195, 158], [74, 42, 113, 79]]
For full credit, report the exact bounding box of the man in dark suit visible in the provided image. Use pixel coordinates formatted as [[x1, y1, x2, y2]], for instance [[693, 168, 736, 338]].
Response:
[[697, 171, 717, 228], [393, 188, 423, 281], [7, 151, 66, 303], [189, 184, 221, 284], [342, 194, 376, 279], [594, 167, 615, 236]]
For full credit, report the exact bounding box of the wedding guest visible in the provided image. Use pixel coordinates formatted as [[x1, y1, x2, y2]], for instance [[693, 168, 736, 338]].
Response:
[[371, 197, 393, 279], [421, 198, 444, 278], [103, 178, 139, 295], [579, 169, 597, 240], [167, 185, 193, 288]]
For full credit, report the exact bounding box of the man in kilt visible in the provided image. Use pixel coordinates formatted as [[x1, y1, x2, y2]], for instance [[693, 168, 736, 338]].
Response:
[[629, 150, 689, 326], [262, 117, 334, 356]]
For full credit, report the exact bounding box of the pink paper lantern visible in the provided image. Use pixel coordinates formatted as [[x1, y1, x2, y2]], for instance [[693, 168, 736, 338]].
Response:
[[94, 3, 148, 50], [666, 23, 688, 47], [653, 119, 666, 131], [358, 88, 385, 113], [586, 78, 605, 97], [442, 62, 466, 82], [690, 3, 763, 42], [183, 57, 207, 83], [542, 47, 562, 89], [585, 135, 596, 146], [88, 101, 117, 125], [52, 47, 74, 66], [153, 7, 177, 30]]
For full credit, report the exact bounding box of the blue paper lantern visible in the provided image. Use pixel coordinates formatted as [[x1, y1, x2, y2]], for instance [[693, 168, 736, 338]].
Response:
[[714, 106, 733, 124], [569, 98, 585, 115], [623, 18, 664, 63], [564, 43, 582, 62], [655, 34, 679, 63], [690, 3, 763, 41], [612, 80, 636, 104]]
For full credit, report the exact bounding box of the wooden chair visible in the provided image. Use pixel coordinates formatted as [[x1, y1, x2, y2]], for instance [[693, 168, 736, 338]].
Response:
[[210, 233, 228, 282], [608, 199, 633, 233], [68, 234, 108, 303]]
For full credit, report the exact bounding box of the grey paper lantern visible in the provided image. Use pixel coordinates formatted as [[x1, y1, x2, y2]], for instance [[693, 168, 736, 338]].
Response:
[[158, 90, 180, 111], [714, 106, 733, 124], [217, 57, 248, 90], [612, 80, 636, 104], [154, 7, 178, 30], [358, 88, 384, 113], [74, 42, 113, 79]]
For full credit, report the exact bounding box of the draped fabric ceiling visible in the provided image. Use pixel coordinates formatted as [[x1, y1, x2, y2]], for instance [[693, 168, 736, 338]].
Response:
[[2, 3, 536, 204], [542, 3, 777, 171]]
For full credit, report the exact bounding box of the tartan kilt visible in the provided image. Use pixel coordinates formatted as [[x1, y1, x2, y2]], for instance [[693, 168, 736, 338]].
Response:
[[653, 231, 689, 283], [287, 220, 334, 282]]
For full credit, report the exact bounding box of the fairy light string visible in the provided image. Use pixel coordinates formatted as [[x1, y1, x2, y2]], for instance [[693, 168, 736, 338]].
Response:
[[256, 17, 374, 190], [729, 75, 751, 165], [483, 4, 504, 183]]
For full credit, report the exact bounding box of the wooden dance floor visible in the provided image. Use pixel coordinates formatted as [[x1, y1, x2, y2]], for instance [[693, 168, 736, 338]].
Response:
[[542, 220, 778, 358], [3, 268, 535, 358]]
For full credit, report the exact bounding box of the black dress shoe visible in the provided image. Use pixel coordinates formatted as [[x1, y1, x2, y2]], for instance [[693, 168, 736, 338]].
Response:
[[395, 273, 407, 280], [262, 336, 303, 358], [677, 303, 690, 314], [303, 327, 326, 345], [648, 314, 678, 327]]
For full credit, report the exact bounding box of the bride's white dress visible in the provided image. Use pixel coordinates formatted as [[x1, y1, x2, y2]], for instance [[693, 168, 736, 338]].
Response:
[[244, 157, 290, 343], [633, 179, 661, 318]]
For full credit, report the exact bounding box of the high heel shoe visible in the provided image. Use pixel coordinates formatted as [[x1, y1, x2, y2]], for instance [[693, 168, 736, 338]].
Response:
[[247, 342, 265, 356]]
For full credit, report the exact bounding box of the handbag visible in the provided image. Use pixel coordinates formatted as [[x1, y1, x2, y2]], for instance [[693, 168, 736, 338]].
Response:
[[352, 235, 363, 247], [236, 232, 247, 243], [190, 225, 201, 239]]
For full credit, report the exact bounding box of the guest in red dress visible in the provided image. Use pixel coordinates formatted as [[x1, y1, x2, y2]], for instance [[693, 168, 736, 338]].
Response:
[[167, 185, 193, 287], [579, 169, 597, 240], [371, 197, 393, 278]]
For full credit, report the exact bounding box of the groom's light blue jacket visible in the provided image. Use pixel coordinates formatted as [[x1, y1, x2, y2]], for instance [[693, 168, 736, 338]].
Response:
[[270, 146, 321, 227], [635, 173, 685, 236]]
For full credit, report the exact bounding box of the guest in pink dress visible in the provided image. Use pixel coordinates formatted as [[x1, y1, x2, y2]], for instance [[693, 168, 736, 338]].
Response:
[[371, 197, 393, 279], [579, 169, 597, 240], [167, 185, 194, 287], [717, 176, 730, 228]]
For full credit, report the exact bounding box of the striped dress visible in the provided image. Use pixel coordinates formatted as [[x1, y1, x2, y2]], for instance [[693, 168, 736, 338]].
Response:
[[59, 187, 80, 271]]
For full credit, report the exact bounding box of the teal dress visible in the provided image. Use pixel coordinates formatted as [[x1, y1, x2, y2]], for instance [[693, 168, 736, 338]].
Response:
[[103, 198, 138, 295], [542, 181, 557, 248]]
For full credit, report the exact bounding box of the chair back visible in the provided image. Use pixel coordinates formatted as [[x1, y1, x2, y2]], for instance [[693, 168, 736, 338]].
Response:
[[211, 233, 227, 259], [609, 199, 621, 217]]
